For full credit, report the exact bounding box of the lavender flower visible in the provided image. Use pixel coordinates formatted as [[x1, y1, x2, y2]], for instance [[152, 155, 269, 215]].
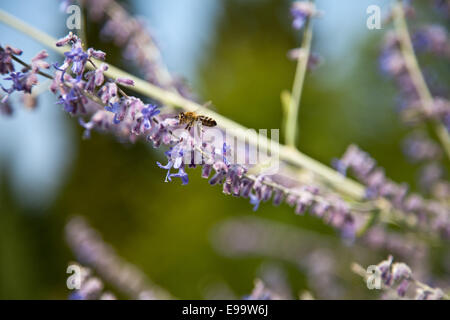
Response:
[[55, 31, 78, 47], [334, 144, 450, 238], [244, 279, 280, 300], [31, 50, 50, 72], [56, 34, 105, 82], [104, 99, 128, 124], [84, 63, 108, 91], [57, 87, 87, 114], [99, 82, 118, 104], [0, 45, 22, 74], [356, 256, 448, 300], [2, 72, 34, 94], [412, 25, 449, 57], [290, 1, 316, 30], [287, 48, 322, 70], [141, 104, 160, 129], [116, 77, 134, 86], [66, 216, 173, 299], [61, 40, 88, 79], [402, 133, 442, 163], [249, 193, 261, 211], [0, 48, 50, 105], [69, 274, 104, 300], [157, 147, 187, 184], [78, 117, 96, 139]]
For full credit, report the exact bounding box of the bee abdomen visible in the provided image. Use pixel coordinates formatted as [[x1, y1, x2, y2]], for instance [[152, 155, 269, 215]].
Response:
[[198, 116, 217, 127]]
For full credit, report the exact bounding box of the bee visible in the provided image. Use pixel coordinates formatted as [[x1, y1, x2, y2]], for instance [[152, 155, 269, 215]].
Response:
[[178, 111, 217, 131]]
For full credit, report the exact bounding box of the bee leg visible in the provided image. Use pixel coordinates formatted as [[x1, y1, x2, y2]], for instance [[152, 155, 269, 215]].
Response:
[[185, 121, 193, 131]]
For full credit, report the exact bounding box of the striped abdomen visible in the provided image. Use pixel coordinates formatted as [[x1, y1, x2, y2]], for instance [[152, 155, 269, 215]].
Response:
[[198, 115, 217, 127]]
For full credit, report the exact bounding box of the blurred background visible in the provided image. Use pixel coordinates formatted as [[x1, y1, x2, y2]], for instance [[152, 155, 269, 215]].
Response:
[[0, 0, 448, 299]]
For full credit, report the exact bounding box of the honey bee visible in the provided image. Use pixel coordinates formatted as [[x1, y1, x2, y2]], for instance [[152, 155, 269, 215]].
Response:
[[178, 111, 217, 131]]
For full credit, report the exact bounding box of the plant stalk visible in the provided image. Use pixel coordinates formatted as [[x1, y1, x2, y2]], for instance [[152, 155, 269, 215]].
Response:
[[285, 17, 313, 148], [392, 0, 450, 160], [0, 9, 365, 200]]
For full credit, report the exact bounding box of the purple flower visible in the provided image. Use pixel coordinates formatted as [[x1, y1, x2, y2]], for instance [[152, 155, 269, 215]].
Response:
[[105, 102, 121, 123], [78, 117, 95, 139], [56, 36, 103, 83], [412, 25, 448, 56], [377, 255, 394, 285], [396, 279, 409, 297], [56, 32, 79, 47], [336, 144, 450, 238], [105, 99, 128, 124], [340, 216, 356, 241], [209, 161, 228, 185], [87, 48, 106, 60], [116, 78, 135, 86], [0, 48, 48, 102], [290, 1, 316, 30], [2, 71, 36, 95], [57, 87, 86, 114], [0, 45, 22, 74], [379, 49, 405, 76], [99, 82, 118, 104], [147, 119, 178, 148], [402, 133, 442, 163], [222, 142, 231, 165], [64, 40, 89, 79], [226, 165, 245, 196], [201, 164, 212, 179], [156, 158, 174, 182], [249, 193, 261, 211], [31, 50, 50, 72], [84, 63, 108, 92], [68, 291, 83, 300], [392, 263, 412, 281], [141, 104, 160, 129], [168, 167, 189, 185], [332, 158, 348, 176], [272, 189, 284, 206], [294, 193, 313, 215], [157, 145, 189, 185], [240, 179, 254, 198]]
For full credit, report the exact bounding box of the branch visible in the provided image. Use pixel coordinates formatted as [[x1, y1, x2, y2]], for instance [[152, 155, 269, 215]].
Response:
[[285, 14, 313, 147], [392, 0, 450, 160], [0, 8, 365, 201]]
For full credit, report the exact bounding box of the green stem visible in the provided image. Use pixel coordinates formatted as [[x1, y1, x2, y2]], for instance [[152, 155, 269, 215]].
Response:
[[4, 9, 446, 237], [285, 15, 313, 148], [77, 0, 88, 47], [0, 8, 364, 200], [15, 52, 366, 221], [392, 1, 450, 160], [11, 55, 54, 79]]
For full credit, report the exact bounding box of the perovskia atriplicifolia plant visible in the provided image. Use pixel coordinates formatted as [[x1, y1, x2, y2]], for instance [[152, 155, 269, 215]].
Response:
[[0, 0, 449, 300]]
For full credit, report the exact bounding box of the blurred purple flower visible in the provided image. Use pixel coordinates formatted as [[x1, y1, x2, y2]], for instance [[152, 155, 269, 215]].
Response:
[[290, 1, 316, 30]]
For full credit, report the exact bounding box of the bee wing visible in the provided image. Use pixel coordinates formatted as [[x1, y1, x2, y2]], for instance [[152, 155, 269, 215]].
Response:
[[202, 101, 213, 109]]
